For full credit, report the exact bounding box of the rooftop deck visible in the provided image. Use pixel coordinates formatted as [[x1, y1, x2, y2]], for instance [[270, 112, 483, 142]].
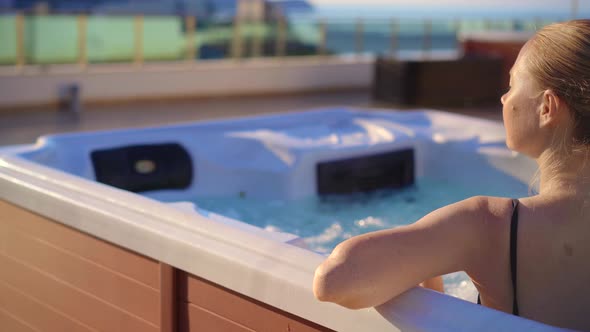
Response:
[[0, 90, 502, 146]]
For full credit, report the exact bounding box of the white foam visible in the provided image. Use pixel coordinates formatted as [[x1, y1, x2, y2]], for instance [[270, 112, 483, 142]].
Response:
[[444, 271, 478, 303], [304, 222, 352, 254], [355, 216, 385, 228]]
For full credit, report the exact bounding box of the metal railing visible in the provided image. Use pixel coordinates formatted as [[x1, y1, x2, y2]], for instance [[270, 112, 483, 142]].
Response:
[[0, 12, 563, 73]]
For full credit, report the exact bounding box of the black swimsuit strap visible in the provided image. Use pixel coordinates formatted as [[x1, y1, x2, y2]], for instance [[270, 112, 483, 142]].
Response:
[[510, 198, 520, 316], [477, 199, 520, 317]]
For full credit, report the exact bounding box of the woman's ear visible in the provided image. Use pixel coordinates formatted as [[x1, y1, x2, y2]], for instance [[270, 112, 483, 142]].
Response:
[[539, 89, 562, 128]]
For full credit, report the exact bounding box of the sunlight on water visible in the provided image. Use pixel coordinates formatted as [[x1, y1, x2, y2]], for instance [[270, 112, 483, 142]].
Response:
[[193, 177, 528, 302]]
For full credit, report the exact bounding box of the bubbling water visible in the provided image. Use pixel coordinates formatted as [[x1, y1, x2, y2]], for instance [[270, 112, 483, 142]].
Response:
[[193, 177, 527, 302]]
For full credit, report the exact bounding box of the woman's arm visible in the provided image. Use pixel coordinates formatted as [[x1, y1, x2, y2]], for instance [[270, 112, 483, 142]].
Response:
[[313, 196, 497, 309]]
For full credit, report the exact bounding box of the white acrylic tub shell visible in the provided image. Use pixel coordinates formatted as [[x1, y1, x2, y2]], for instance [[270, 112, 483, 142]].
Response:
[[0, 109, 569, 331]]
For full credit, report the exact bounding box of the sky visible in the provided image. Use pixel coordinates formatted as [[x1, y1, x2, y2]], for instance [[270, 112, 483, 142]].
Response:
[[308, 0, 585, 6], [307, 0, 590, 13], [302, 0, 590, 18]]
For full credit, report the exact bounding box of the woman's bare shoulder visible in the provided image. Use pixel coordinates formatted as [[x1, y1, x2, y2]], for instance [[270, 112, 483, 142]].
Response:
[[416, 196, 514, 260], [473, 196, 519, 230], [413, 195, 515, 240]]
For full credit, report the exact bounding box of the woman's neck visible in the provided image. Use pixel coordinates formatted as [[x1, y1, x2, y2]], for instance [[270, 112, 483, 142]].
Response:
[[537, 148, 590, 196]]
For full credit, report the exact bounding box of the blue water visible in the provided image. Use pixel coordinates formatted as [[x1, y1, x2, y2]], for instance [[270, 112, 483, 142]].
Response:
[[193, 176, 528, 254]]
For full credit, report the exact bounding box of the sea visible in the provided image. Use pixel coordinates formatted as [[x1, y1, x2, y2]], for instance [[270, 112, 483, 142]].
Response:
[[284, 4, 588, 54]]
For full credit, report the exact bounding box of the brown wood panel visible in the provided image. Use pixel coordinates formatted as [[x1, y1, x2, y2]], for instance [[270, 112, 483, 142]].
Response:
[[462, 39, 525, 89], [0, 280, 94, 332], [179, 302, 254, 332], [178, 272, 333, 332], [160, 263, 177, 332], [0, 200, 160, 289], [0, 253, 159, 332], [0, 308, 38, 332], [0, 225, 160, 325]]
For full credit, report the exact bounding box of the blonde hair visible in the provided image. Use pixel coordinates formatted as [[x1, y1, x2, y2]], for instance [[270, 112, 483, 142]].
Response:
[[521, 20, 590, 192], [526, 20, 590, 146]]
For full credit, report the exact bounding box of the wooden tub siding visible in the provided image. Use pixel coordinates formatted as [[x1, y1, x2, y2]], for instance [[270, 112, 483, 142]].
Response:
[[0, 200, 160, 289], [0, 307, 40, 332], [0, 227, 160, 323], [160, 263, 177, 332], [179, 302, 256, 332], [0, 199, 164, 332], [0, 280, 96, 332], [0, 248, 158, 331], [0, 199, 334, 332], [178, 272, 335, 332]]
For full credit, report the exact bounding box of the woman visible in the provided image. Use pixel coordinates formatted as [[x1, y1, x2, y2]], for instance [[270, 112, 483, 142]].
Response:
[[313, 20, 590, 331]]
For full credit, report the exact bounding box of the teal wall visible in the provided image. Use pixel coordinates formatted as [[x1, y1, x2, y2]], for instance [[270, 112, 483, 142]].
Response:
[[141, 16, 185, 61], [25, 15, 79, 64], [0, 16, 17, 64], [0, 15, 186, 64]]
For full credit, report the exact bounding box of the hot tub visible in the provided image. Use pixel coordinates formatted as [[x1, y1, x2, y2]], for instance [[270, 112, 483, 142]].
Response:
[[0, 109, 567, 331]]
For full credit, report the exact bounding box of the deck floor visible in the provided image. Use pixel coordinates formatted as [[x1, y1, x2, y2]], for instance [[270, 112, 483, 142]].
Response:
[[0, 90, 503, 146]]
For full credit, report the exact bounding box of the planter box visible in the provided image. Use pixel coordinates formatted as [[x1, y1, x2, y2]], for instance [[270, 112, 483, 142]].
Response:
[[461, 31, 532, 89], [372, 56, 503, 107]]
